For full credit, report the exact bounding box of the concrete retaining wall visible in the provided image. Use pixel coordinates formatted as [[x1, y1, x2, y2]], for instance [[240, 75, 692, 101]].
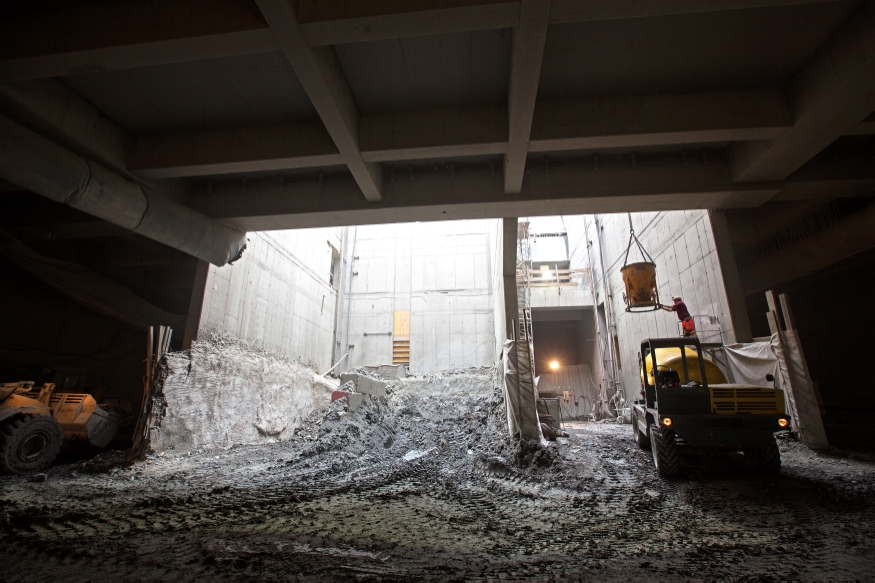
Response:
[[198, 229, 341, 371], [339, 220, 499, 373]]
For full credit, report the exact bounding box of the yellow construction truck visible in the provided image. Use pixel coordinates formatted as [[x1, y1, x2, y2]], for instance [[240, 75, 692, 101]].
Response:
[[631, 337, 791, 477], [0, 381, 121, 474]]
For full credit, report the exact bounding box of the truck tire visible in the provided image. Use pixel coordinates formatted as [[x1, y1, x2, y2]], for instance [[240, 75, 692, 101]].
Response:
[[750, 436, 781, 475], [650, 424, 680, 477], [632, 415, 651, 450], [0, 414, 64, 475]]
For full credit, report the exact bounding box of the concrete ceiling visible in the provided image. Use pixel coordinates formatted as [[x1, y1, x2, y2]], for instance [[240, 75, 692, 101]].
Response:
[[1, 0, 874, 240], [335, 28, 513, 115], [539, 3, 856, 99], [64, 51, 318, 135]]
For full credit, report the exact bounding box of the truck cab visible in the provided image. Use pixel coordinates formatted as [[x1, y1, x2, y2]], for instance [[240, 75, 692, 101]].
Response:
[[631, 337, 791, 477]]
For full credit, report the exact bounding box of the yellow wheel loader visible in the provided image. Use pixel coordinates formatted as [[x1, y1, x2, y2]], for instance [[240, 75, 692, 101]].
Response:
[[0, 381, 122, 474]]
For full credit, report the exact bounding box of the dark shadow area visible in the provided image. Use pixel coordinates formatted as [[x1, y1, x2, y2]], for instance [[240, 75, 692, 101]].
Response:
[[746, 246, 875, 451]]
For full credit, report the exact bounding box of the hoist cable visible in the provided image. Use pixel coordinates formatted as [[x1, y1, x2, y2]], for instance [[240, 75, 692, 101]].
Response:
[[622, 213, 655, 267]]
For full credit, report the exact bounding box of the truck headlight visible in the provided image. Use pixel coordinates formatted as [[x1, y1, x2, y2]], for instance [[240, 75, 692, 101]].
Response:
[[778, 418, 789, 428], [661, 417, 672, 427]]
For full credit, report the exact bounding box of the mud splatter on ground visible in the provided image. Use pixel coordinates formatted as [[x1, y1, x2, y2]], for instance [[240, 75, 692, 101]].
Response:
[[2, 369, 874, 580]]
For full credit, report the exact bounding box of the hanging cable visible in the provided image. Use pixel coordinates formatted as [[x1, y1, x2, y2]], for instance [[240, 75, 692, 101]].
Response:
[[622, 213, 655, 268]]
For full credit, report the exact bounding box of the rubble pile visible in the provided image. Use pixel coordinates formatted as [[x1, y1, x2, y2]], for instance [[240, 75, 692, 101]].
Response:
[[288, 367, 517, 468]]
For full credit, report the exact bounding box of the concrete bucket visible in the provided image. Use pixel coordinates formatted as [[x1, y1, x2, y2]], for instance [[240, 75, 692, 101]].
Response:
[[621, 261, 660, 311]]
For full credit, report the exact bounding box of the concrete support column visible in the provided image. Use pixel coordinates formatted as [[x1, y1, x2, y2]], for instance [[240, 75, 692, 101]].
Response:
[[708, 210, 753, 343], [502, 218, 519, 339]]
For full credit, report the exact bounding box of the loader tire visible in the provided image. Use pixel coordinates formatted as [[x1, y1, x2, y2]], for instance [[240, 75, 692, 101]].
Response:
[[751, 436, 782, 475], [632, 415, 651, 450], [650, 424, 680, 477], [0, 414, 63, 475]]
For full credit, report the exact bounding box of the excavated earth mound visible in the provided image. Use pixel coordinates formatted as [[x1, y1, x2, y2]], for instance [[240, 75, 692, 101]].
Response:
[[152, 333, 337, 452], [2, 368, 875, 580]]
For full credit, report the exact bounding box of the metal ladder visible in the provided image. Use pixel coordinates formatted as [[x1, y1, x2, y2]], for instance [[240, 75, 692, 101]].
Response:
[[516, 221, 535, 375]]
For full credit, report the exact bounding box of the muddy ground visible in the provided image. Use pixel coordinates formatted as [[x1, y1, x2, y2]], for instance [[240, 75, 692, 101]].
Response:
[[2, 370, 875, 580]]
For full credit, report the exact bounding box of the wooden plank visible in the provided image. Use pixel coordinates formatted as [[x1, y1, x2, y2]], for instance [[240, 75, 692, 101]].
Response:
[[393, 309, 411, 336], [778, 293, 796, 331], [765, 289, 778, 313], [765, 289, 784, 331], [766, 311, 780, 335]]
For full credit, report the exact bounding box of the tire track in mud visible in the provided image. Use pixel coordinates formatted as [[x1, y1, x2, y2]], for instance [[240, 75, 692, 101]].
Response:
[[3, 412, 875, 579]]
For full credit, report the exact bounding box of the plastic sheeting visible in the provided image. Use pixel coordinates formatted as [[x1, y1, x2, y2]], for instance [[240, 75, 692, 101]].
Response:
[[0, 228, 186, 331], [724, 339, 778, 386], [724, 333, 829, 450], [503, 339, 541, 439]]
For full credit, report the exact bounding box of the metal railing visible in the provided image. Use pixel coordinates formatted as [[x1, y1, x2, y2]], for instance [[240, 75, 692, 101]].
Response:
[[675, 314, 723, 345], [527, 267, 592, 287]]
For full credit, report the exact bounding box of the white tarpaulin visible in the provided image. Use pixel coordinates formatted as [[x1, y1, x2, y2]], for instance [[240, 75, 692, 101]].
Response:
[[724, 333, 829, 450], [503, 340, 542, 440], [724, 338, 778, 386]]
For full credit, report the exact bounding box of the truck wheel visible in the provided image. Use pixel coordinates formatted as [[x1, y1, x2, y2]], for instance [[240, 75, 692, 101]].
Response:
[[751, 436, 781, 475], [650, 424, 680, 477], [0, 414, 64, 475], [632, 416, 651, 450]]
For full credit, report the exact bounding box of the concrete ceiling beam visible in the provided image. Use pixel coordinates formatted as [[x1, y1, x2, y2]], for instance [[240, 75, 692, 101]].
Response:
[[360, 106, 509, 163], [529, 89, 792, 152], [298, 0, 521, 46], [194, 155, 779, 231], [257, 0, 382, 202], [132, 121, 343, 179], [504, 0, 552, 194], [845, 112, 875, 136], [129, 90, 793, 179], [300, 0, 849, 45], [772, 144, 875, 201], [0, 0, 276, 81], [131, 106, 510, 179], [549, 0, 848, 24], [0, 0, 849, 78], [730, 0, 875, 182]]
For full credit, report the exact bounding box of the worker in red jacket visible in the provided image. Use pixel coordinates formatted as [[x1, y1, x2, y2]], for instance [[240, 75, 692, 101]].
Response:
[[663, 295, 696, 337]]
